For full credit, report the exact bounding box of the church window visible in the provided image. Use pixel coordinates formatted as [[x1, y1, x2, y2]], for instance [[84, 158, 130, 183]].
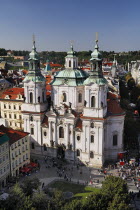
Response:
[[90, 151, 94, 159], [30, 116, 33, 121], [78, 93, 82, 103], [77, 136, 80, 141], [91, 135, 94, 143], [63, 93, 67, 102], [9, 114, 11, 118], [69, 60, 71, 67], [14, 105, 16, 109], [59, 126, 64, 138], [44, 131, 47, 137], [77, 149, 80, 157], [14, 114, 16, 119], [91, 96, 95, 107], [4, 104, 6, 109], [31, 127, 34, 135], [9, 105, 11, 109], [30, 92, 33, 103], [19, 115, 21, 120], [44, 144, 47, 151], [31, 143, 35, 149], [113, 134, 118, 146], [4, 113, 7, 118], [73, 61, 75, 68], [38, 96, 40, 103], [19, 106, 21, 110], [91, 122, 94, 128]]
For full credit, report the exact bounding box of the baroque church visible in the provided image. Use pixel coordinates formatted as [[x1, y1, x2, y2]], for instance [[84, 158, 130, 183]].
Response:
[[21, 39, 125, 167]]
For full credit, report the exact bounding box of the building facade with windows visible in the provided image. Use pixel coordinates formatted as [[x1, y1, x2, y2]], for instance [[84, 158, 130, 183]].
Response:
[[0, 132, 10, 189], [0, 125, 30, 177], [0, 88, 24, 130], [21, 40, 125, 167], [41, 41, 125, 167]]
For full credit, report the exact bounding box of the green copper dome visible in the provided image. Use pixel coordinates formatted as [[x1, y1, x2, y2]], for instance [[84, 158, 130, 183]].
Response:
[[51, 68, 88, 86], [90, 40, 102, 61]]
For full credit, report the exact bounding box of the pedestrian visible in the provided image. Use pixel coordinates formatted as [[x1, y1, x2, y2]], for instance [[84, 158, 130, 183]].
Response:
[[42, 182, 44, 189]]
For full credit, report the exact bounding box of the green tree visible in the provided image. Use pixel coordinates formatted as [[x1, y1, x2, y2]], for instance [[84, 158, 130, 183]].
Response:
[[101, 176, 129, 202], [32, 191, 49, 210], [108, 194, 131, 210], [21, 177, 41, 196], [5, 183, 33, 210], [51, 190, 65, 210]]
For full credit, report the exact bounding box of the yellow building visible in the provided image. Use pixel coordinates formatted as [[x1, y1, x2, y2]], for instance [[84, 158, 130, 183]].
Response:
[[0, 88, 24, 130], [0, 125, 30, 177], [0, 132, 10, 189]]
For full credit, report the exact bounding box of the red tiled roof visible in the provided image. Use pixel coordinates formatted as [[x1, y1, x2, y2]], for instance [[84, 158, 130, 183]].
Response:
[[0, 88, 24, 100], [107, 92, 124, 116], [0, 125, 29, 145], [75, 118, 82, 130], [42, 116, 48, 126]]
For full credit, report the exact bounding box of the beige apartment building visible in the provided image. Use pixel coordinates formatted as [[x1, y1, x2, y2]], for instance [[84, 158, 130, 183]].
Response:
[[0, 125, 30, 177], [0, 88, 24, 130], [0, 132, 10, 189]]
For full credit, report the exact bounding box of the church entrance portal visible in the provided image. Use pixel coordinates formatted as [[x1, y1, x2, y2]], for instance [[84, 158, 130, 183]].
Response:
[[57, 145, 65, 159]]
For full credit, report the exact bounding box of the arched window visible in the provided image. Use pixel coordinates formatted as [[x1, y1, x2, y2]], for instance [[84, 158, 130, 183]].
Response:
[[63, 93, 67, 102], [69, 60, 71, 67], [31, 127, 34, 135], [113, 134, 118, 146], [59, 127, 64, 138], [44, 144, 47, 151], [91, 135, 94, 143], [30, 92, 33, 103], [78, 93, 82, 103], [31, 143, 35, 149], [19, 106, 21, 110], [30, 116, 33, 121], [77, 149, 80, 157], [38, 96, 40, 103], [91, 122, 94, 128], [91, 96, 95, 107], [90, 151, 94, 159]]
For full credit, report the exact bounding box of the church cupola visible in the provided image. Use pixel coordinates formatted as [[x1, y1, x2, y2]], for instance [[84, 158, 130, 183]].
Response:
[[23, 40, 45, 83], [65, 44, 78, 69]]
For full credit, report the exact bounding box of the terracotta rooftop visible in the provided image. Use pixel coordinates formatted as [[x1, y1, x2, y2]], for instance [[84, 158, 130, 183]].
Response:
[[107, 92, 124, 116], [0, 87, 24, 100], [0, 125, 29, 145], [42, 116, 48, 126]]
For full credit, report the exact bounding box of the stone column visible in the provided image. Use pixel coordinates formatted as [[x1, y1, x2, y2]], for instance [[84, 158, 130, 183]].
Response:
[[49, 121, 52, 144], [66, 124, 69, 149], [54, 122, 57, 147]]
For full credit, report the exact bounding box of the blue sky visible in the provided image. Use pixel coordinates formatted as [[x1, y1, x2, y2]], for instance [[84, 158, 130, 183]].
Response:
[[0, 0, 140, 52]]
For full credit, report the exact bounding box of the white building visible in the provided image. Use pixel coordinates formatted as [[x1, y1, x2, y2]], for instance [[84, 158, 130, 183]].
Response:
[[22, 40, 125, 167], [131, 60, 140, 85]]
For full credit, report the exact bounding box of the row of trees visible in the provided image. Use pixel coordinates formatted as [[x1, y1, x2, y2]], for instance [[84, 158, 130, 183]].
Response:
[[0, 176, 131, 210], [1, 47, 140, 65]]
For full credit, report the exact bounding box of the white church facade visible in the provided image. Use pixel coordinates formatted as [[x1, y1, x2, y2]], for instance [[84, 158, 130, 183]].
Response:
[[22, 40, 125, 167]]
